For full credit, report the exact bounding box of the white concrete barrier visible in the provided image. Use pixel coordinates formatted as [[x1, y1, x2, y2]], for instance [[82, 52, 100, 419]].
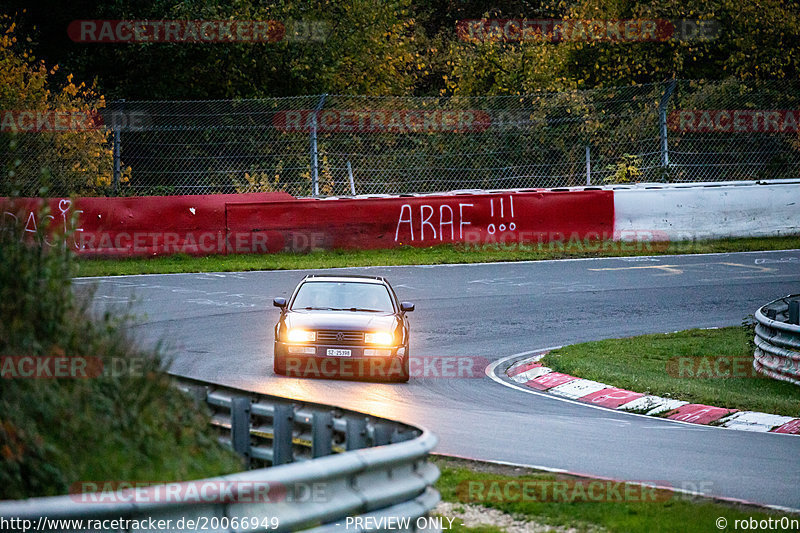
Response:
[[614, 180, 800, 240]]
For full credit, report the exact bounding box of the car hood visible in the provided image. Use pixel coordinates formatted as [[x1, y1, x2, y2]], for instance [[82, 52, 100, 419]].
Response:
[[284, 311, 397, 331]]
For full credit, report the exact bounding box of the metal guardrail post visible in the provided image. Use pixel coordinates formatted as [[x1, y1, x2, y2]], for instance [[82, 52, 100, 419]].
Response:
[[273, 403, 295, 465], [789, 300, 799, 325], [312, 411, 333, 457], [185, 384, 207, 405], [346, 416, 367, 450], [231, 397, 252, 468], [373, 423, 393, 446]]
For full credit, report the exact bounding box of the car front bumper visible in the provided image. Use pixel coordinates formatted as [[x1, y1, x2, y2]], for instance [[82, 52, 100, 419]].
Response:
[[275, 342, 407, 380]]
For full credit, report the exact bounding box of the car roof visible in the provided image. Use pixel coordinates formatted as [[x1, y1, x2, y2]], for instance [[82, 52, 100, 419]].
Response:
[[301, 274, 388, 285]]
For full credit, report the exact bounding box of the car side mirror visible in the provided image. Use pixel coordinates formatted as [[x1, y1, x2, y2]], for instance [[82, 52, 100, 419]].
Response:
[[273, 297, 287, 309], [400, 301, 415, 312]]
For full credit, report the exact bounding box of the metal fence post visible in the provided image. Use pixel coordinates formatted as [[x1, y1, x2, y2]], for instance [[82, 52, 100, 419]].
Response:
[[347, 161, 356, 195], [231, 397, 251, 468], [585, 145, 591, 185], [272, 403, 294, 465], [111, 99, 124, 196], [310, 94, 328, 197], [311, 411, 333, 458], [112, 129, 121, 195], [659, 80, 676, 170]]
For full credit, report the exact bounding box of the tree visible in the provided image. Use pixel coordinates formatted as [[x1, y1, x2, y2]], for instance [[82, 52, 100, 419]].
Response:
[[440, 0, 800, 95], [0, 15, 126, 196], [7, 0, 429, 99]]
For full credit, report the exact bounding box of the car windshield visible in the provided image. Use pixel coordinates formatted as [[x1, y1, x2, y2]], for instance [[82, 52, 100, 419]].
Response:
[[291, 281, 395, 313]]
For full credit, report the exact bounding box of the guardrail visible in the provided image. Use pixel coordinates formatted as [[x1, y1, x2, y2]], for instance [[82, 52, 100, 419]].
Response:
[[754, 294, 800, 386], [0, 376, 441, 532]]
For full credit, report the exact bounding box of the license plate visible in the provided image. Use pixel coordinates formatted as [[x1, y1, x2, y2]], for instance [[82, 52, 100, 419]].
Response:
[[326, 349, 351, 357]]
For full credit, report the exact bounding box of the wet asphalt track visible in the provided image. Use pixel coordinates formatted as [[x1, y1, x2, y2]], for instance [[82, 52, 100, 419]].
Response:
[[80, 250, 800, 509]]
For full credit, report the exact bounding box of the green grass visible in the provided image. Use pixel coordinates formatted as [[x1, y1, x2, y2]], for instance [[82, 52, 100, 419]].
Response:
[[434, 457, 797, 533], [541, 327, 800, 417], [73, 236, 800, 277]]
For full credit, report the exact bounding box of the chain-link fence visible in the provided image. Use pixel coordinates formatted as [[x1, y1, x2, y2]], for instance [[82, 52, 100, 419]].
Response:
[[3, 79, 799, 197]]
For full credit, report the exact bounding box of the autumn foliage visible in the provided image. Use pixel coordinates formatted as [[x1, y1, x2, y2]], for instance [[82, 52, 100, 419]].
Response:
[[0, 16, 126, 196]]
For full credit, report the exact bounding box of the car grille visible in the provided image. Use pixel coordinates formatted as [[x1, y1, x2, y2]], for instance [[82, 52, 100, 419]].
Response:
[[316, 330, 364, 344]]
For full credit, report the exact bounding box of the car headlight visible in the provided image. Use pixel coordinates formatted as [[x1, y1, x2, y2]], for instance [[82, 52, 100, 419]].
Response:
[[287, 329, 316, 343], [365, 331, 394, 346]]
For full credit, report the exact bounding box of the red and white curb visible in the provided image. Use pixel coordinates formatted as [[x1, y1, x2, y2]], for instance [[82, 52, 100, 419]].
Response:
[[504, 351, 800, 435]]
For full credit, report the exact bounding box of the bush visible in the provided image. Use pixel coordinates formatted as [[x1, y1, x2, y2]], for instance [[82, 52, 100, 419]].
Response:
[[0, 205, 241, 499]]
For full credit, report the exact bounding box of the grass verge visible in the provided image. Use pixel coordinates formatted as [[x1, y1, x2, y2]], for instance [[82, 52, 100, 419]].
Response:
[[433, 456, 797, 533], [74, 236, 800, 277], [541, 327, 800, 417]]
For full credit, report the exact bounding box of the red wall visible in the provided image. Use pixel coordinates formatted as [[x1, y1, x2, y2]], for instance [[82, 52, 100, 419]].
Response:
[[2, 190, 614, 256], [2, 193, 292, 256], [227, 190, 614, 253]]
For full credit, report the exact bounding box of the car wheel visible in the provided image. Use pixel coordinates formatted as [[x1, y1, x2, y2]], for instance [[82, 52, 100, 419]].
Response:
[[390, 352, 410, 383]]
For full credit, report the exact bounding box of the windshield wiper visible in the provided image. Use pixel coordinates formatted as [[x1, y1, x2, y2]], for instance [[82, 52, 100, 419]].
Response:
[[331, 307, 384, 312], [299, 306, 337, 310]]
